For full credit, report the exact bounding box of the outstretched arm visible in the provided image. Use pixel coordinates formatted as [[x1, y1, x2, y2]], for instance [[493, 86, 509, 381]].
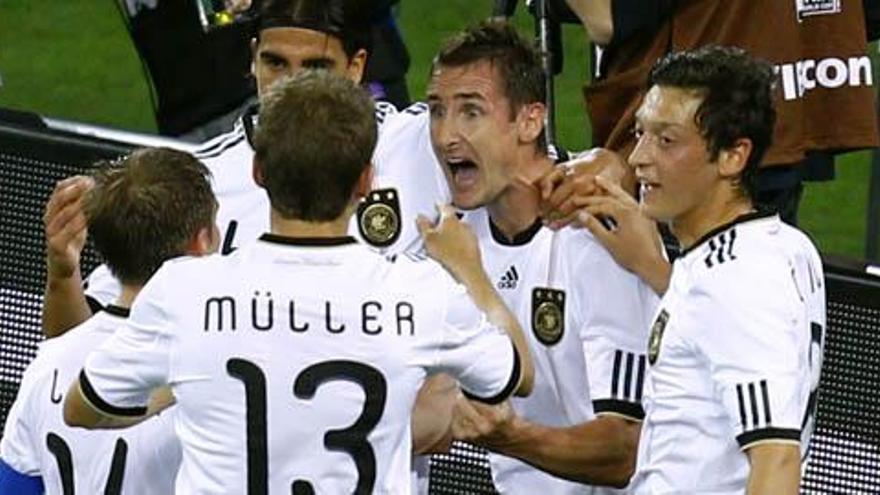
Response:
[[452, 397, 639, 487]]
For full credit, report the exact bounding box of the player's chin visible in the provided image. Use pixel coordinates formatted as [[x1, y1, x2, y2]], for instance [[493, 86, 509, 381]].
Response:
[[450, 192, 483, 211]]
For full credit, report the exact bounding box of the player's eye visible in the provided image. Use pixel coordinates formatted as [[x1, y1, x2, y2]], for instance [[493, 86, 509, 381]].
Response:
[[302, 59, 335, 70], [428, 104, 445, 119], [462, 104, 483, 119]]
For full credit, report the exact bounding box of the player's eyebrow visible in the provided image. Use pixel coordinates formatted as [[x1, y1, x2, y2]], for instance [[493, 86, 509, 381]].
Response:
[[301, 56, 337, 69], [452, 91, 487, 102]]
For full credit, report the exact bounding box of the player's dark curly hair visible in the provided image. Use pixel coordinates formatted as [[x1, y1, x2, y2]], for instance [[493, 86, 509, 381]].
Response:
[[86, 148, 216, 286], [258, 0, 374, 58], [254, 70, 377, 221], [648, 45, 776, 200], [434, 19, 548, 153]]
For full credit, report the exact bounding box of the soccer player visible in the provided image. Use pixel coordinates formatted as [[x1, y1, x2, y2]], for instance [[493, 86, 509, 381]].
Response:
[[583, 46, 825, 494], [0, 148, 219, 494], [423, 21, 658, 492], [42, 0, 626, 339], [63, 71, 535, 494]]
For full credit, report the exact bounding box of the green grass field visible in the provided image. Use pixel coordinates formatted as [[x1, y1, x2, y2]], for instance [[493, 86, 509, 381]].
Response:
[[0, 0, 874, 258]]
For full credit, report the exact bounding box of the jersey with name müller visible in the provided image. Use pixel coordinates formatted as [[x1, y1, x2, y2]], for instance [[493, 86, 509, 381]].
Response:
[[631, 212, 826, 494], [462, 209, 658, 495], [0, 307, 180, 495], [80, 235, 520, 494], [84, 102, 449, 307]]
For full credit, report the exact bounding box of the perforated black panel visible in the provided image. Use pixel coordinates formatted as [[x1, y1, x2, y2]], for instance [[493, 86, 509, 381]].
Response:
[[801, 273, 880, 494], [0, 123, 129, 431]]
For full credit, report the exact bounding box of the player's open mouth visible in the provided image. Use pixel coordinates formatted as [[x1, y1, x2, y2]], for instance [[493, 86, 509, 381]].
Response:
[[447, 159, 479, 188]]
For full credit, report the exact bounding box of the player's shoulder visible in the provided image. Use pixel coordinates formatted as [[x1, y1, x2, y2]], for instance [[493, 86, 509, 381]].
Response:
[[683, 212, 810, 300], [386, 249, 457, 291], [376, 101, 429, 138], [192, 122, 249, 161]]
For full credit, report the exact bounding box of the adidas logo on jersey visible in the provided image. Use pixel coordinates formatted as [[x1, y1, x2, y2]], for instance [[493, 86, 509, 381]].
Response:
[[497, 266, 519, 290]]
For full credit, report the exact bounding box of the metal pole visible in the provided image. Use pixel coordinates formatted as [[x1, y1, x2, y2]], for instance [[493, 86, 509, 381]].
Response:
[[533, 0, 557, 149]]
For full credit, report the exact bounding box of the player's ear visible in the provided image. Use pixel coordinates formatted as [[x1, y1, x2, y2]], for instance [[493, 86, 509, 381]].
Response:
[[189, 223, 220, 256], [250, 37, 259, 78], [252, 156, 266, 188], [346, 48, 368, 84], [717, 138, 752, 179], [517, 101, 546, 146], [354, 162, 374, 199]]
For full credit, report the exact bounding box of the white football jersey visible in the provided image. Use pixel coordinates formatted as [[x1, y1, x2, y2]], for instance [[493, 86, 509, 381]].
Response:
[[0, 307, 180, 494], [80, 235, 521, 494], [631, 212, 826, 494], [462, 209, 658, 494], [85, 102, 448, 307]]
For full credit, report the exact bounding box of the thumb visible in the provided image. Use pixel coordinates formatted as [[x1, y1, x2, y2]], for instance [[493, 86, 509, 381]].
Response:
[[436, 203, 456, 221], [416, 214, 433, 237]]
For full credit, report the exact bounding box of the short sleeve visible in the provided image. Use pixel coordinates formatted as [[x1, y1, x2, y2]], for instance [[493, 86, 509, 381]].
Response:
[[84, 264, 122, 310], [431, 280, 520, 405], [577, 238, 659, 420], [692, 266, 806, 450], [80, 268, 175, 417], [0, 375, 41, 475]]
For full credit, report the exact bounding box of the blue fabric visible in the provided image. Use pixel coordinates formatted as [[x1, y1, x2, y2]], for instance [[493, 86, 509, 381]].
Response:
[[0, 458, 43, 495]]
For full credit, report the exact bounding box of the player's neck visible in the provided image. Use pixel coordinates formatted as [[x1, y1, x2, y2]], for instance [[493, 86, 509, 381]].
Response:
[[269, 208, 351, 239], [115, 284, 143, 309], [671, 187, 754, 250], [487, 154, 553, 240]]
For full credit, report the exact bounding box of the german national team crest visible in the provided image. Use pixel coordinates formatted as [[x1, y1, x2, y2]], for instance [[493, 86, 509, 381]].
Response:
[[531, 288, 565, 346], [357, 188, 402, 248], [796, 0, 841, 21], [648, 309, 670, 365]]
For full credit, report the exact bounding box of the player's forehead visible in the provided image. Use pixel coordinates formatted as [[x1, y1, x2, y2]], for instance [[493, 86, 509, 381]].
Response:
[[635, 85, 704, 131], [427, 60, 506, 103], [257, 27, 348, 61]]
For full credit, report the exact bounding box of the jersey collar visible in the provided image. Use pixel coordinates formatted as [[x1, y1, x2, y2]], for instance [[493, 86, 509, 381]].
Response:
[[103, 305, 131, 318], [259, 233, 358, 246], [488, 216, 544, 246], [680, 209, 776, 258]]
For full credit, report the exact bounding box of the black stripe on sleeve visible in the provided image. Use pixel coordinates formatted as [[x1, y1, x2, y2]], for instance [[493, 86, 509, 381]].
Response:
[[736, 384, 748, 429], [78, 370, 147, 417], [593, 399, 645, 421], [635, 355, 646, 402], [611, 350, 622, 398], [748, 382, 760, 428], [623, 352, 635, 400], [736, 428, 800, 449], [462, 342, 522, 405], [760, 380, 773, 425]]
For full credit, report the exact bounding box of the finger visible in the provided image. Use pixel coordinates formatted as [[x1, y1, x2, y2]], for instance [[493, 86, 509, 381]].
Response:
[[595, 175, 638, 206], [537, 167, 566, 201], [436, 203, 456, 221], [577, 210, 618, 245], [46, 201, 87, 238], [44, 177, 93, 223], [49, 212, 88, 248], [416, 214, 433, 237]]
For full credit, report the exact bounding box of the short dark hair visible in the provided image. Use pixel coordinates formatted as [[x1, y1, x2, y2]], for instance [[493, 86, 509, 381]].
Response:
[[434, 19, 547, 153], [253, 70, 377, 221], [648, 45, 776, 200], [258, 0, 373, 59], [85, 148, 216, 286]]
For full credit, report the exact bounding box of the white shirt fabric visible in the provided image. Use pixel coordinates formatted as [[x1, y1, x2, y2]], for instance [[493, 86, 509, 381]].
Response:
[[631, 212, 826, 495], [85, 102, 448, 307], [462, 209, 658, 495], [79, 235, 520, 494], [0, 308, 180, 495]]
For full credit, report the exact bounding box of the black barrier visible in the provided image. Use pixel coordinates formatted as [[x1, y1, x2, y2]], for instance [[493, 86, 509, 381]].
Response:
[[1, 117, 880, 493]]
